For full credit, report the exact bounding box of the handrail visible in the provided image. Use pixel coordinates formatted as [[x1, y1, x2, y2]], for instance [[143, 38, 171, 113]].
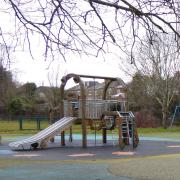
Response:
[[64, 100, 126, 119]]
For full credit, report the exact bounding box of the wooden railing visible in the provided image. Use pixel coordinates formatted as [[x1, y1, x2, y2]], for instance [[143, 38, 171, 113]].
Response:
[[64, 100, 126, 119]]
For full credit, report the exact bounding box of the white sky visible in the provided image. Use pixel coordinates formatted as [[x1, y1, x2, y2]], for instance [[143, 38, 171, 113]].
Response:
[[0, 1, 132, 88], [1, 0, 179, 88], [11, 50, 131, 88]]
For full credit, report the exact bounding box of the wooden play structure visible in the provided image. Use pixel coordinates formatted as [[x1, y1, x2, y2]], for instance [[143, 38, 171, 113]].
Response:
[[9, 73, 139, 150], [56, 73, 139, 149]]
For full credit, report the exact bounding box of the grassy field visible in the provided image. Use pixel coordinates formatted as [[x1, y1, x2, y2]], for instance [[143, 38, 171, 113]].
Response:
[[1, 120, 180, 139], [0, 120, 90, 135], [138, 127, 180, 139], [0, 119, 49, 134]]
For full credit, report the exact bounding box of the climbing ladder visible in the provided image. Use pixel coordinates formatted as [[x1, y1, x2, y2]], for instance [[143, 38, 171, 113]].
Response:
[[118, 111, 138, 148]]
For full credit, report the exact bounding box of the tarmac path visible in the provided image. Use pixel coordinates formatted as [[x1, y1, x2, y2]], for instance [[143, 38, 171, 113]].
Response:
[[1, 135, 180, 179]]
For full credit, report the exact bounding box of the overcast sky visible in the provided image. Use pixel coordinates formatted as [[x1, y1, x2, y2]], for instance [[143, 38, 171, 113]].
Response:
[[11, 49, 130, 88], [0, 1, 131, 88]]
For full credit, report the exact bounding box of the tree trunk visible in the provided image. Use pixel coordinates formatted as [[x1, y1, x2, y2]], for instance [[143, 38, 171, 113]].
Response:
[[162, 109, 168, 129]]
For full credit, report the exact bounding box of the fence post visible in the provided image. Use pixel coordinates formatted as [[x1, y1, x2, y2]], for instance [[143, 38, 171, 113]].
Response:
[[39, 117, 41, 130], [37, 117, 41, 130], [19, 116, 23, 130]]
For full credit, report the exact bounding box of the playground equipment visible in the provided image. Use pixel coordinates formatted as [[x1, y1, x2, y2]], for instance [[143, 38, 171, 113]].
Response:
[[57, 73, 139, 149], [9, 117, 76, 150], [170, 105, 180, 127], [9, 73, 139, 150]]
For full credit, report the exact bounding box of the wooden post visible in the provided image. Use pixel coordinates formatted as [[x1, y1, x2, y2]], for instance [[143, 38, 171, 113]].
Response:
[[82, 119, 87, 148], [61, 131, 65, 146], [60, 77, 66, 146], [102, 129, 107, 143], [74, 75, 87, 148], [116, 116, 124, 149], [102, 80, 113, 144]]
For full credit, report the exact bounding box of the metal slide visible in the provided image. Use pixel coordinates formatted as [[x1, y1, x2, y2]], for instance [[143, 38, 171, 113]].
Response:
[[9, 117, 76, 150]]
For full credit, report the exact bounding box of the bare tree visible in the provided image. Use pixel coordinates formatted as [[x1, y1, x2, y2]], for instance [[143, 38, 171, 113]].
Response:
[[38, 66, 64, 123], [0, 43, 13, 71], [0, 0, 180, 62], [45, 67, 62, 110], [0, 65, 16, 108], [0, 43, 16, 110], [129, 34, 180, 128]]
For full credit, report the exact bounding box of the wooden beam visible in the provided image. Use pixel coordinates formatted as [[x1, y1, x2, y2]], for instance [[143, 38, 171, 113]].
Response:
[[78, 74, 117, 81]]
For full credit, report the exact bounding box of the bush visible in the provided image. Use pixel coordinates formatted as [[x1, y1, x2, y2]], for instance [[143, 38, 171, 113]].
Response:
[[7, 96, 33, 115]]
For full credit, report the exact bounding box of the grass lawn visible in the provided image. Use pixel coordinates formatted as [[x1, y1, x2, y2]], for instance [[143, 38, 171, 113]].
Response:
[[1, 120, 180, 139], [138, 127, 180, 139], [0, 119, 49, 135], [0, 120, 92, 135]]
